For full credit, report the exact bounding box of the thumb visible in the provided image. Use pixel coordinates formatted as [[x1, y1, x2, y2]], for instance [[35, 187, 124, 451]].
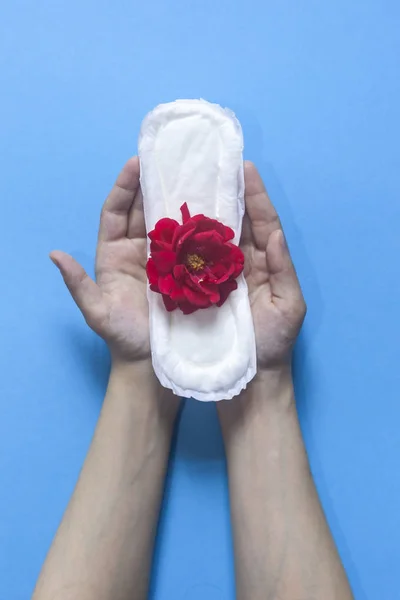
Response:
[[50, 250, 105, 328], [266, 230, 305, 310]]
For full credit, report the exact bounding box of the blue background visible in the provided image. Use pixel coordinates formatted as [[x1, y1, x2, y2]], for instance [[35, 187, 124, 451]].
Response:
[[1, 1, 399, 598]]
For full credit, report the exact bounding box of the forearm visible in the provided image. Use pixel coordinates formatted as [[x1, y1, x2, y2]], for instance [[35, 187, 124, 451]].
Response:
[[33, 360, 179, 600], [218, 368, 353, 600]]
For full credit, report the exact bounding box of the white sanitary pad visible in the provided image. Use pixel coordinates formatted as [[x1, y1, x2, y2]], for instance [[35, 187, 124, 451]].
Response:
[[138, 99, 256, 401]]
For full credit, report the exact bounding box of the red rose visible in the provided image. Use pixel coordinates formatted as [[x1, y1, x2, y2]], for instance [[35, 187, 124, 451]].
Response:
[[146, 203, 244, 314]]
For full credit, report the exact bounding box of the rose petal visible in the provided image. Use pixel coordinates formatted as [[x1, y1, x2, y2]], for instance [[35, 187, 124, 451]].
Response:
[[170, 287, 186, 302], [232, 262, 244, 278], [150, 239, 174, 253], [148, 218, 179, 243], [207, 262, 235, 284], [205, 263, 224, 281], [226, 242, 245, 263], [180, 202, 191, 223], [192, 215, 235, 241], [202, 242, 232, 263], [216, 279, 238, 307], [192, 230, 225, 245], [173, 264, 188, 280], [158, 274, 175, 295], [191, 214, 207, 223], [169, 280, 186, 302], [182, 285, 212, 307], [146, 258, 159, 285], [200, 285, 220, 303], [178, 301, 198, 315], [226, 244, 245, 277], [151, 250, 177, 274], [221, 226, 235, 241], [157, 273, 187, 303], [187, 274, 220, 302], [172, 221, 197, 250], [162, 295, 178, 312]]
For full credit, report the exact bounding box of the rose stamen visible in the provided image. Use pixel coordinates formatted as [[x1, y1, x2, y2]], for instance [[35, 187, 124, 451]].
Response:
[[186, 253, 205, 271]]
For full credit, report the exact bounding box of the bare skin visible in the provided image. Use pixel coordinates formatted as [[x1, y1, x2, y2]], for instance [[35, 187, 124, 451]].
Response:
[[33, 158, 353, 600], [33, 158, 180, 600], [49, 157, 151, 363], [218, 162, 353, 599]]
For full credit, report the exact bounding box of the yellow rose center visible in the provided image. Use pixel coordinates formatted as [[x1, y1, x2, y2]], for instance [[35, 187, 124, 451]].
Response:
[[186, 253, 205, 271]]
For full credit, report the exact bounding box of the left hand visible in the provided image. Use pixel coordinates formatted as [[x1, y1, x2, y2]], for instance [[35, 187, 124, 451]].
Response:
[[50, 157, 151, 363], [240, 162, 306, 371]]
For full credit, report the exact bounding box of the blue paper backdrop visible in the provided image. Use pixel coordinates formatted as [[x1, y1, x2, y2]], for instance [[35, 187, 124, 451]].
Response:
[[1, 1, 399, 598]]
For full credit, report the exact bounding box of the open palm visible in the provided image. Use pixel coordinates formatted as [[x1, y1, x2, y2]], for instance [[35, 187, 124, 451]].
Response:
[[240, 162, 306, 369], [51, 158, 305, 368], [51, 158, 150, 362]]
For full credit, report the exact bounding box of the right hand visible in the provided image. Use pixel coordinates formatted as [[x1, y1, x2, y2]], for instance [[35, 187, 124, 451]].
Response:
[[50, 157, 151, 363]]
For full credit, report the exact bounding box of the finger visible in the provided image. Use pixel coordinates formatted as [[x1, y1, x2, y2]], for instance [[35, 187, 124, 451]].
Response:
[[240, 212, 253, 246], [50, 251, 105, 328], [266, 230, 304, 307], [127, 185, 146, 239], [98, 157, 140, 242], [244, 161, 281, 250]]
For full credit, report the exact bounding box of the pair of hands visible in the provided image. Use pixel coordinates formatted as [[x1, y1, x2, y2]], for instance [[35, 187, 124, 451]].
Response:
[[50, 158, 306, 378]]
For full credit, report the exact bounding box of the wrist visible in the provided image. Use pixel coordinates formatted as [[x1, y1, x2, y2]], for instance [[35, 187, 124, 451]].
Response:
[[107, 358, 181, 425], [249, 363, 294, 397], [217, 364, 295, 439], [110, 356, 153, 378]]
